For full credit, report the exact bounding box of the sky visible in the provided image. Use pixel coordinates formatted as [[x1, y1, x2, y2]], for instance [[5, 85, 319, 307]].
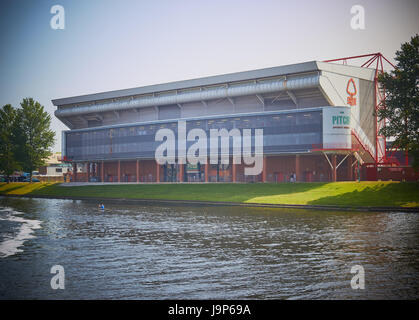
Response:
[[0, 0, 418, 152]]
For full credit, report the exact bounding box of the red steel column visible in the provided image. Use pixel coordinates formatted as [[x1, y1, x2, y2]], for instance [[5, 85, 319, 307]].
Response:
[[86, 162, 90, 182], [117, 160, 121, 183], [205, 162, 209, 182], [73, 162, 77, 182], [101, 161, 104, 182], [262, 156, 267, 182], [136, 160, 140, 183], [156, 162, 160, 183], [179, 164, 184, 182], [232, 163, 237, 183], [295, 155, 300, 182]]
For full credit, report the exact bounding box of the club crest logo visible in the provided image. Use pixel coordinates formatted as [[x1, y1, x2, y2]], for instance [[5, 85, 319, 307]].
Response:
[[346, 78, 357, 106]]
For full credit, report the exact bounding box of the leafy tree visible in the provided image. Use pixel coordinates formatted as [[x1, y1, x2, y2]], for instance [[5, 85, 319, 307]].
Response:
[[14, 98, 55, 182], [0, 104, 20, 182], [378, 34, 419, 167]]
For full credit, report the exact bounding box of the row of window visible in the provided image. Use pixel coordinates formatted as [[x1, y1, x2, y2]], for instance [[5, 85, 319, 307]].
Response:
[[66, 132, 321, 160], [67, 112, 322, 142], [67, 124, 322, 148]]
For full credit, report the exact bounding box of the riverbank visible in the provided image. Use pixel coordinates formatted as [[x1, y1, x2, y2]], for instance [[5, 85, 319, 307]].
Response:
[[0, 181, 418, 211]]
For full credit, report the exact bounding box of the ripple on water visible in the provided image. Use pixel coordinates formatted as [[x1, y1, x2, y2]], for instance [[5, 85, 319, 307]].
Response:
[[0, 207, 42, 258], [0, 198, 418, 299]]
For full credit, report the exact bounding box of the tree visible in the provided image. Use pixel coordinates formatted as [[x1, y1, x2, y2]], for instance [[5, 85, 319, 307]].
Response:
[[0, 104, 20, 183], [14, 98, 55, 182], [378, 34, 419, 167]]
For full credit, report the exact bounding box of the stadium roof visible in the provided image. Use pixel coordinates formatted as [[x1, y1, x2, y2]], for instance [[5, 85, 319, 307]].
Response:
[[52, 61, 375, 106]]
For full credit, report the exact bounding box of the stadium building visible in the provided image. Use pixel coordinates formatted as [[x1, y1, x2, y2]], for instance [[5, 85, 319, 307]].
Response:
[[53, 55, 414, 183]]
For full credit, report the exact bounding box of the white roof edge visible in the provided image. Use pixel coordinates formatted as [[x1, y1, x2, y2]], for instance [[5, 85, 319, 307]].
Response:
[[51, 61, 320, 106], [316, 61, 376, 81], [52, 60, 377, 107]]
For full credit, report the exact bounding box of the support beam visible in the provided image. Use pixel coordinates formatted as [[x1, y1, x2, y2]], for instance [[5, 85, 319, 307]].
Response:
[[322, 152, 337, 182], [136, 160, 140, 183], [205, 162, 209, 182], [179, 163, 184, 182], [271, 92, 283, 104], [177, 104, 183, 117], [287, 90, 298, 107], [73, 162, 77, 182], [61, 118, 74, 129], [323, 152, 333, 168], [328, 153, 350, 181], [227, 97, 235, 107], [101, 161, 104, 182], [86, 162, 90, 182], [353, 151, 364, 165], [117, 160, 121, 182], [78, 116, 88, 126], [156, 162, 160, 183], [352, 159, 358, 167], [336, 153, 350, 169], [232, 163, 237, 183], [332, 155, 337, 182], [201, 100, 209, 115], [256, 94, 265, 108]]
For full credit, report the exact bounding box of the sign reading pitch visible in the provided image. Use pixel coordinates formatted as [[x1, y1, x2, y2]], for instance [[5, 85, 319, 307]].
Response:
[[322, 107, 351, 150]]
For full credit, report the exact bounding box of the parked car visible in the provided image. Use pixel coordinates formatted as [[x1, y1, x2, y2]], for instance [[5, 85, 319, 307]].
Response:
[[23, 178, 40, 182]]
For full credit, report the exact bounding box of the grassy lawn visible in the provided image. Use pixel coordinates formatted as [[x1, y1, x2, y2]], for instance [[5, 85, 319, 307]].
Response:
[[1, 181, 418, 208]]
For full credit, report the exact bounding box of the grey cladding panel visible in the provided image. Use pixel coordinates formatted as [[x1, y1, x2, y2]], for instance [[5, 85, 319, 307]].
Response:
[[159, 105, 181, 120]]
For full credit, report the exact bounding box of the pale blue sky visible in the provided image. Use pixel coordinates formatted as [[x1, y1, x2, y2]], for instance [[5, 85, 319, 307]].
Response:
[[0, 0, 418, 152]]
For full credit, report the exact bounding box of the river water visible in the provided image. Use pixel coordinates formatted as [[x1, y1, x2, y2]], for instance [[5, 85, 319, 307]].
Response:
[[0, 196, 418, 299]]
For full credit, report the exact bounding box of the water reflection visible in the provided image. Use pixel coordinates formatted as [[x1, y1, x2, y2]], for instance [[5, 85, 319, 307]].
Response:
[[0, 196, 418, 299]]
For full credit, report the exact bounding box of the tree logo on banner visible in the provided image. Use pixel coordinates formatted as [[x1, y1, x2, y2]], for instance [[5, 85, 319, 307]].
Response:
[[346, 78, 357, 106]]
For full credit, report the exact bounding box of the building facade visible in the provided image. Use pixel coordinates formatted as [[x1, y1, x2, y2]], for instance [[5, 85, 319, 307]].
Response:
[[38, 152, 73, 176], [53, 61, 379, 183]]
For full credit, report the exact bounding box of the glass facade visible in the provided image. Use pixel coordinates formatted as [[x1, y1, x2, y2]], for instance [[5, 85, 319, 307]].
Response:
[[65, 110, 323, 161]]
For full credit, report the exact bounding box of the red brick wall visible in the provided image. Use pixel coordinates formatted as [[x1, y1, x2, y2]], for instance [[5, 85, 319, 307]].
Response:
[[263, 154, 353, 182], [140, 160, 157, 182], [72, 153, 367, 183], [367, 166, 419, 181], [120, 161, 136, 182], [103, 162, 118, 182]]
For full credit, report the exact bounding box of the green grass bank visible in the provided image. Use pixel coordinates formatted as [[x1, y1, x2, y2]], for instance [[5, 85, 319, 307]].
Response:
[[1, 181, 418, 208]]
